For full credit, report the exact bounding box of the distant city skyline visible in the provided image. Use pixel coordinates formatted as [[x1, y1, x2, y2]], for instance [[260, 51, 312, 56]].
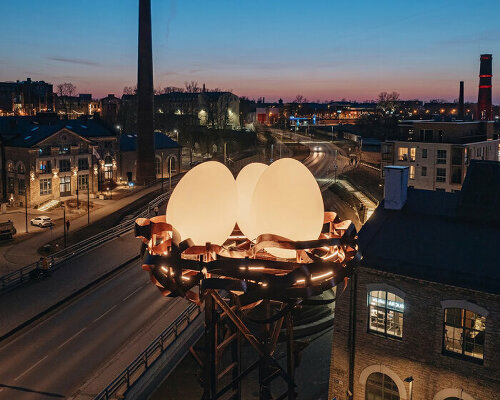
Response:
[[2, 0, 500, 103]]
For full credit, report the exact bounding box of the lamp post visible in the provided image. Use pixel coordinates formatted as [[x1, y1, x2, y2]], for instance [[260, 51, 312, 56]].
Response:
[[174, 129, 179, 142], [87, 182, 90, 225], [62, 203, 66, 248], [404, 377, 414, 400], [169, 156, 172, 191], [161, 152, 164, 192], [24, 183, 28, 233]]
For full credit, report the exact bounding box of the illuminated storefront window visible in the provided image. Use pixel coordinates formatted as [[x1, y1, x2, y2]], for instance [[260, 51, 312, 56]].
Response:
[[368, 290, 404, 338]]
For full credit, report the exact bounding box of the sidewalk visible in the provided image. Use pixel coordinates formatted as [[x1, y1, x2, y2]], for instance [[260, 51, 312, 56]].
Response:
[[0, 182, 164, 274]]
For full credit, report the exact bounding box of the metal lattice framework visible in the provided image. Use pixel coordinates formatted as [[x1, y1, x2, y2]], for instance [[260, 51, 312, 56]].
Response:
[[135, 212, 360, 400]]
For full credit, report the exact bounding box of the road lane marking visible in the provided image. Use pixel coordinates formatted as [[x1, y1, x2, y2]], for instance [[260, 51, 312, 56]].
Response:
[[92, 304, 118, 323], [57, 327, 87, 349], [14, 355, 48, 381], [122, 284, 145, 302]]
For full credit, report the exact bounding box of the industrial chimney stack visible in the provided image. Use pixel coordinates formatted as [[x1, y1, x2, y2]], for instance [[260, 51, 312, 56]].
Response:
[[458, 81, 464, 120], [477, 54, 493, 121]]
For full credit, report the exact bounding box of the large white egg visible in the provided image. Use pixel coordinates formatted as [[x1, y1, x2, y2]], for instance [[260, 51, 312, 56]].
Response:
[[250, 158, 324, 258], [235, 163, 267, 241], [166, 161, 237, 246]]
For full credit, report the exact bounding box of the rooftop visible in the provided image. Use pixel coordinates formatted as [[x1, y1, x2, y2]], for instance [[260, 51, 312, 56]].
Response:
[[119, 132, 181, 152], [1, 117, 115, 147], [359, 161, 500, 295]]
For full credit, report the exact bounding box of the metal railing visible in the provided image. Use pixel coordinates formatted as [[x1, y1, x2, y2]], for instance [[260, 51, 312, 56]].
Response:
[[94, 303, 201, 400], [0, 188, 174, 294]]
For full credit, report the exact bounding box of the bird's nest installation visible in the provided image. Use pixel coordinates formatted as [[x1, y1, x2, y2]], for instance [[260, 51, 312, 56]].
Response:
[[135, 158, 360, 400]]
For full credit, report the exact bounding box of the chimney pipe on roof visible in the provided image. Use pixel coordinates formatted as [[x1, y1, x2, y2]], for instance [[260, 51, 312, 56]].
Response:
[[458, 81, 464, 119], [383, 166, 409, 210]]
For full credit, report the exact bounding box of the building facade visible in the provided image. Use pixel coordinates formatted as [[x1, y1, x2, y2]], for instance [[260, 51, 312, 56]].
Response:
[[382, 121, 500, 191], [118, 132, 181, 183], [0, 78, 54, 116], [329, 162, 500, 400], [0, 118, 117, 208]]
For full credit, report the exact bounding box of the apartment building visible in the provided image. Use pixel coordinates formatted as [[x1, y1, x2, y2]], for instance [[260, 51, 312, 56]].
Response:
[[381, 121, 500, 191]]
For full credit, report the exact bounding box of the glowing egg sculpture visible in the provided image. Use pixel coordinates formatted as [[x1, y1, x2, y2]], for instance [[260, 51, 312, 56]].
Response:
[[235, 162, 267, 241], [249, 158, 324, 258], [136, 157, 359, 306], [166, 161, 237, 246]]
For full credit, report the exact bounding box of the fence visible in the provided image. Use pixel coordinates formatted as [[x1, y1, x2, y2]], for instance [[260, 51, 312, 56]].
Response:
[[0, 188, 173, 294], [94, 303, 201, 400]]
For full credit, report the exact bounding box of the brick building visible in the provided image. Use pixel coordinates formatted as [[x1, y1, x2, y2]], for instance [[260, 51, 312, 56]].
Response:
[[0, 117, 117, 208], [0, 78, 54, 116], [118, 132, 181, 183], [381, 120, 500, 192], [329, 162, 500, 400]]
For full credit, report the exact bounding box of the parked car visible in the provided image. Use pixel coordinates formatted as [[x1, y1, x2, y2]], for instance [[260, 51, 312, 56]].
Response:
[[0, 220, 16, 240], [30, 216, 53, 227]]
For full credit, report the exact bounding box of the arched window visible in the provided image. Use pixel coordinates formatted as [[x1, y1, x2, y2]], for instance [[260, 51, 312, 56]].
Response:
[[168, 156, 176, 173], [433, 388, 476, 400], [155, 156, 161, 176], [443, 307, 486, 361], [17, 162, 26, 174], [7, 161, 14, 173], [368, 289, 404, 338], [365, 372, 400, 400]]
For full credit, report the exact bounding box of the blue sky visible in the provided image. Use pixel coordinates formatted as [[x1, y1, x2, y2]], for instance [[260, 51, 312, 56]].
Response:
[[1, 0, 499, 102]]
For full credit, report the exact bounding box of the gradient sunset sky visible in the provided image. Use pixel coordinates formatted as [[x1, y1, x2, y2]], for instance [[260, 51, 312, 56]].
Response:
[[2, 0, 499, 103]]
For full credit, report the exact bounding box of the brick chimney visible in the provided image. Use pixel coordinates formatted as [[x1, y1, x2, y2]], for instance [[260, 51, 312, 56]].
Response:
[[383, 166, 409, 210]]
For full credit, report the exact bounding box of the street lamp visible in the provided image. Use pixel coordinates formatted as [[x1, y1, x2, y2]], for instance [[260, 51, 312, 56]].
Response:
[[404, 377, 414, 400], [174, 129, 179, 142]]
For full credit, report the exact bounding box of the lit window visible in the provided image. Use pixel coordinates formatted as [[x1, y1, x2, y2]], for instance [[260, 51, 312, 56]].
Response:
[[398, 147, 408, 161], [7, 161, 14, 173], [409, 165, 415, 180], [78, 174, 89, 190], [40, 178, 52, 195], [368, 290, 404, 338], [39, 160, 52, 173], [443, 308, 485, 361], [436, 168, 446, 183], [410, 148, 416, 162]]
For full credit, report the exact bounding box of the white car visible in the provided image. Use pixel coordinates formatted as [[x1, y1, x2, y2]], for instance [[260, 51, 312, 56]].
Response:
[[30, 216, 53, 228]]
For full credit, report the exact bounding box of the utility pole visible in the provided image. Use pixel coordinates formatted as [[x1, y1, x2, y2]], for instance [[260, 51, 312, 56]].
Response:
[[63, 203, 66, 248], [169, 157, 172, 191], [87, 183, 90, 225], [24, 184, 28, 233]]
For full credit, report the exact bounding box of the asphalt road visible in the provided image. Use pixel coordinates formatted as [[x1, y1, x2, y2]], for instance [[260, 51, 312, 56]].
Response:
[[0, 259, 187, 400]]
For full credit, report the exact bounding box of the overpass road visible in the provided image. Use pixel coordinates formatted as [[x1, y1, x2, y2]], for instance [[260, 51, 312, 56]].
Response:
[[0, 259, 189, 400]]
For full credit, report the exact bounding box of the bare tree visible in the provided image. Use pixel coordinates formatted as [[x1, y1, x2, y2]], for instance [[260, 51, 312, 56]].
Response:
[[377, 91, 400, 114], [123, 86, 137, 95], [162, 86, 185, 94], [184, 80, 201, 93], [293, 94, 307, 103], [56, 82, 77, 117]]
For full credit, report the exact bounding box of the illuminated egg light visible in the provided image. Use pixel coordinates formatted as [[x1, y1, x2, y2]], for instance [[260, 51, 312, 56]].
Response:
[[250, 158, 324, 258], [235, 163, 268, 241], [166, 161, 237, 246]]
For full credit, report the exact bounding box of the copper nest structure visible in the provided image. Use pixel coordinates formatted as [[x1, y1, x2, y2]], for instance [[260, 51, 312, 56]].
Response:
[[135, 211, 360, 400]]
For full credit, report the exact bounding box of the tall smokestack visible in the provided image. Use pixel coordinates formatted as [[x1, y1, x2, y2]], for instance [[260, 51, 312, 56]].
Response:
[[136, 0, 156, 185], [478, 54, 492, 121], [458, 81, 464, 119]]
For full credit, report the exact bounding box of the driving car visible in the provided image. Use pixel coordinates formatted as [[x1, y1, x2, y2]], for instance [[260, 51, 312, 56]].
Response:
[[30, 216, 53, 227]]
